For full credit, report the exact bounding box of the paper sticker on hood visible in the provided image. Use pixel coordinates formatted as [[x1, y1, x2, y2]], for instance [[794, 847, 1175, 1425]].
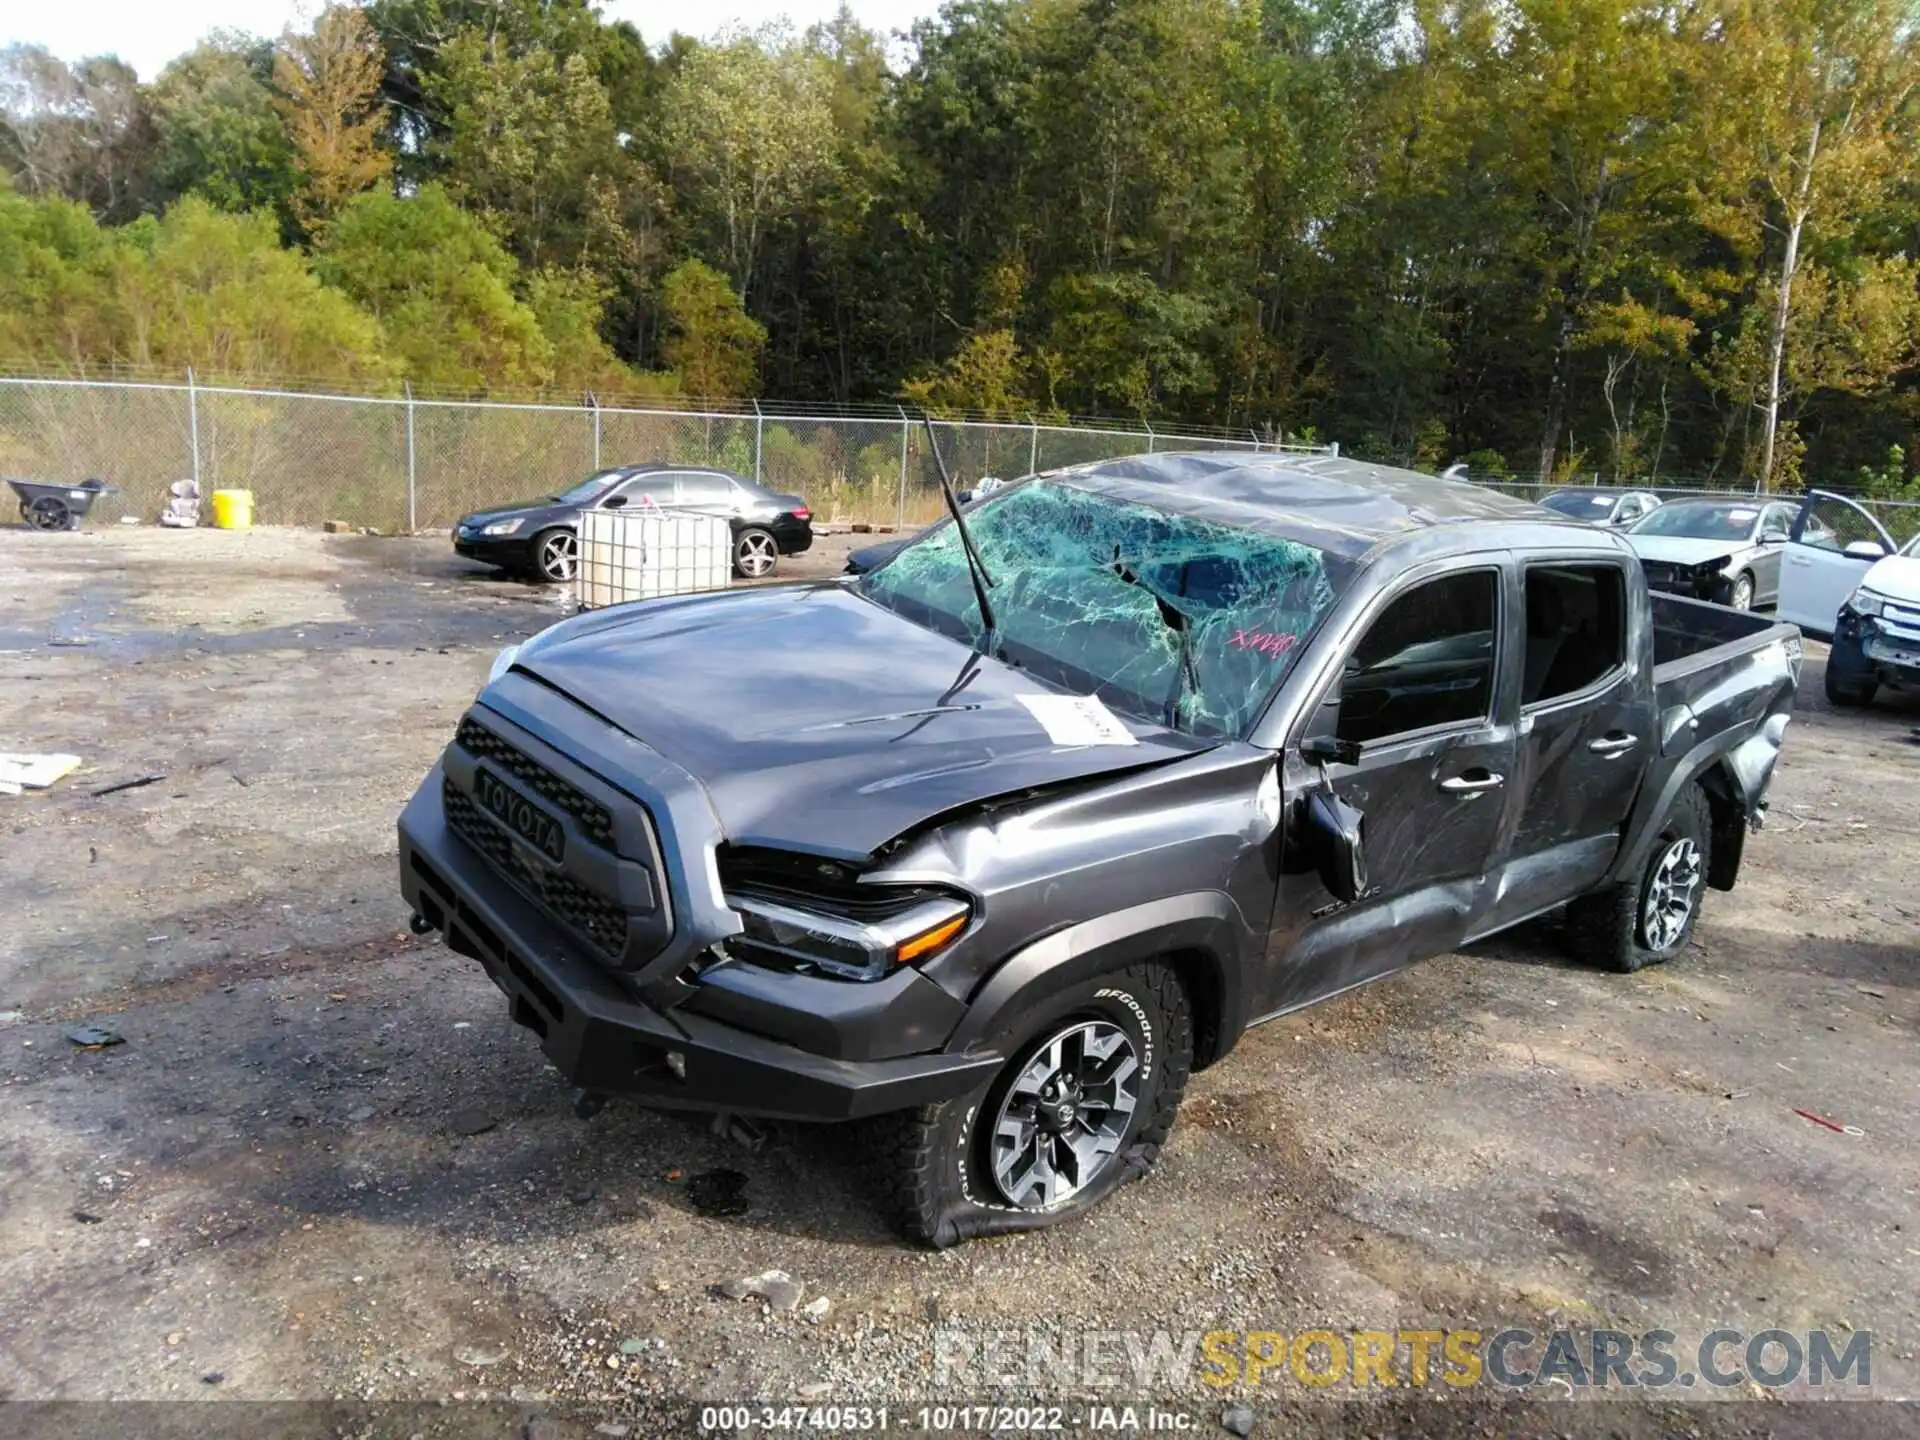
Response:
[[1017, 694, 1139, 747]]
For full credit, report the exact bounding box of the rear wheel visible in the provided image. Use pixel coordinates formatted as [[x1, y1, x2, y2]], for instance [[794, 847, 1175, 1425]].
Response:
[[733, 527, 779, 579], [1566, 782, 1713, 974], [1824, 633, 1877, 708], [875, 961, 1192, 1248], [532, 528, 578, 584]]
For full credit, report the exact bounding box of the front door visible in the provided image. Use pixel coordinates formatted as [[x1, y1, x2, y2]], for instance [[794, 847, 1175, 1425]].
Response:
[[1259, 565, 1516, 1019], [1475, 559, 1649, 936], [1777, 491, 1896, 635]]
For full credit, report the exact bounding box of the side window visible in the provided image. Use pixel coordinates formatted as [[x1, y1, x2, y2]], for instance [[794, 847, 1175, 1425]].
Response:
[[607, 476, 674, 508], [675, 473, 734, 504], [1523, 564, 1626, 706], [1793, 495, 1887, 554], [1335, 571, 1497, 747]]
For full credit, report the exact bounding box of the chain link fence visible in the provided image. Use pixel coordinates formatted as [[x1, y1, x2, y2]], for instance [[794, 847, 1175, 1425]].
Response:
[[0, 376, 1329, 534]]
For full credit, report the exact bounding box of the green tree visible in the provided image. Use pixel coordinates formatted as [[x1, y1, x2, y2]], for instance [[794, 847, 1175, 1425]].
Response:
[[148, 35, 299, 221], [658, 29, 838, 304], [660, 258, 765, 397], [0, 46, 156, 222], [317, 184, 552, 389]]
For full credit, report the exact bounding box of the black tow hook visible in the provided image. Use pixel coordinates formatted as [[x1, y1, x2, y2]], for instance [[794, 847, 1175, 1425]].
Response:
[[571, 1088, 609, 1121], [408, 912, 435, 936]]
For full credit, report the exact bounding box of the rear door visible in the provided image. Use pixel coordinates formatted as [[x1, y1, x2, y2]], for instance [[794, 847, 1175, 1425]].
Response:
[[1777, 492, 1896, 634], [1259, 562, 1516, 1017], [1474, 558, 1648, 936], [670, 471, 738, 518]]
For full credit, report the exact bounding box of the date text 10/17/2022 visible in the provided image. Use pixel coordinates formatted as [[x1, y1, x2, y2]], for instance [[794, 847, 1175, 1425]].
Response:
[[698, 1406, 1199, 1432]]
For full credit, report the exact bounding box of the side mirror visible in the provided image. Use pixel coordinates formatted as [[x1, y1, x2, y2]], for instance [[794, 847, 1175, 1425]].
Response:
[[1304, 789, 1368, 904], [602, 494, 628, 510], [1844, 539, 1887, 561], [1761, 529, 1789, 544]]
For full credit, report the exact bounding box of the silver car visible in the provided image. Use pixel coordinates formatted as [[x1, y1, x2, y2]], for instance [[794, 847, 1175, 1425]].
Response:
[[1624, 498, 1797, 611]]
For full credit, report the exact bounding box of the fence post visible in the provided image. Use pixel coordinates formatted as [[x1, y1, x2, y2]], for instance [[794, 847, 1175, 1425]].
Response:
[[752, 399, 764, 484], [589, 392, 601, 472], [404, 382, 417, 533], [1028, 413, 1039, 476], [1329, 440, 1340, 457], [186, 367, 202, 491], [1144, 419, 1155, 455], [897, 405, 910, 531]]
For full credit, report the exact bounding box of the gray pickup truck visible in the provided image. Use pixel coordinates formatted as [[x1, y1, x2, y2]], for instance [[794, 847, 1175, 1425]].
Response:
[[398, 453, 1801, 1247]]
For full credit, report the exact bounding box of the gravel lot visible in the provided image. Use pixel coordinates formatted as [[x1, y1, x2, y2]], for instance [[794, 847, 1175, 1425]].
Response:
[[1, 524, 1916, 1437]]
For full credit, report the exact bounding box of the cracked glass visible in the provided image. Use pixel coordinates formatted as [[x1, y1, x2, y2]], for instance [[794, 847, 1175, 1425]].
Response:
[[857, 479, 1348, 737]]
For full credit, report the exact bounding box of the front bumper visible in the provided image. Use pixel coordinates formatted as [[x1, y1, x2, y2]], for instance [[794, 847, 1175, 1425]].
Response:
[[398, 774, 998, 1121], [1856, 617, 1920, 686], [454, 530, 536, 568], [1641, 564, 1734, 604]]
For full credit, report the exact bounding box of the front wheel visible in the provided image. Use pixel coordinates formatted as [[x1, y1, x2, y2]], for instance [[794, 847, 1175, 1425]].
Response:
[[531, 528, 578, 584], [875, 961, 1192, 1248], [733, 527, 779, 579], [1565, 782, 1713, 974], [1824, 633, 1877, 707], [1725, 572, 1754, 611]]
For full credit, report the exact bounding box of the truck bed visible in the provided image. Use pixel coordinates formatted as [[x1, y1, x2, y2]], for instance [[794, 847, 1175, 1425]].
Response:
[[1649, 592, 1799, 761]]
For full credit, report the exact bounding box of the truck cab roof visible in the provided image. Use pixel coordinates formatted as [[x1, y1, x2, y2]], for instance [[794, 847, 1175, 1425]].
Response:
[[1051, 451, 1611, 561]]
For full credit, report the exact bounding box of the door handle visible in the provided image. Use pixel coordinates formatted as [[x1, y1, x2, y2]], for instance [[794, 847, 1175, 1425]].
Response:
[[1788, 555, 1811, 567], [1588, 733, 1639, 757], [1439, 770, 1504, 795]]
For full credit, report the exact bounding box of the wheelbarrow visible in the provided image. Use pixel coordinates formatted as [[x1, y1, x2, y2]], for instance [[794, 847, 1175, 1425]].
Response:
[[8, 477, 120, 531]]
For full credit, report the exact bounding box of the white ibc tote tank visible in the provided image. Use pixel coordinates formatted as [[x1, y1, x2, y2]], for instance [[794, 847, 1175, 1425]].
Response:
[[577, 505, 733, 608]]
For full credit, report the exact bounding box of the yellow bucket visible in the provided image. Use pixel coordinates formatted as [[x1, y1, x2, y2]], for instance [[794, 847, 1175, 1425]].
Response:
[[210, 489, 253, 530]]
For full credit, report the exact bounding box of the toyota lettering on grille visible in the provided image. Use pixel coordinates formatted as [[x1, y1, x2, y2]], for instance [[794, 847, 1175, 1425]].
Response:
[[473, 768, 565, 864]]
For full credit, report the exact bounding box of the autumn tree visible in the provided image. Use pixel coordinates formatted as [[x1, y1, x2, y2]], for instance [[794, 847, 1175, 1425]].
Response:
[[1700, 0, 1920, 485], [274, 5, 392, 236]]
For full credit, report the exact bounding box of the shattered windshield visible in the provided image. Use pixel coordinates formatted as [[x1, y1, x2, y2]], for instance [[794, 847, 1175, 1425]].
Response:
[[856, 480, 1347, 737], [1629, 502, 1759, 541]]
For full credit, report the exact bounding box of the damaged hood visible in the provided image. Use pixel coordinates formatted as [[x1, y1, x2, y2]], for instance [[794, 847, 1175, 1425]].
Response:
[[512, 583, 1209, 858], [1626, 535, 1752, 568], [1860, 554, 1920, 606]]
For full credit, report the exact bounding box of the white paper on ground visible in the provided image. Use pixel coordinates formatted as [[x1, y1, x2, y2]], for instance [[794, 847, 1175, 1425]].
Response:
[[1016, 694, 1138, 747], [0, 752, 83, 791]]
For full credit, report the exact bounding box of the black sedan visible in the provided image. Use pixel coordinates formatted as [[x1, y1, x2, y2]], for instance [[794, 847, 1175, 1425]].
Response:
[[1623, 498, 1798, 610], [454, 464, 812, 583]]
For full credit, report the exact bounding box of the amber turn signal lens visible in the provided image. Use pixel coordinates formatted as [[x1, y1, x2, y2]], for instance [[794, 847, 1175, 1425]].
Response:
[[895, 913, 968, 965]]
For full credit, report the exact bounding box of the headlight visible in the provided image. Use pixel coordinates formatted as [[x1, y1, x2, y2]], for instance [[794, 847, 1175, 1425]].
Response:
[[1851, 589, 1886, 618], [1694, 557, 1731, 579], [725, 893, 972, 982], [485, 643, 521, 687], [482, 518, 525, 536]]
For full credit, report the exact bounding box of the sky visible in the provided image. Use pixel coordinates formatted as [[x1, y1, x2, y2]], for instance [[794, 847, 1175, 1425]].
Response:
[[4, 0, 941, 79]]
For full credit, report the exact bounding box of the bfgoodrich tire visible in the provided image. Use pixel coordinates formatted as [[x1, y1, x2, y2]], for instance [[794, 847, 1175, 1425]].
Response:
[[1566, 782, 1713, 974], [875, 961, 1192, 1249]]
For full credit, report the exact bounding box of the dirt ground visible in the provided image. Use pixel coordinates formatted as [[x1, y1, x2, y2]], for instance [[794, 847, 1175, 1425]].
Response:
[[1, 523, 1916, 1438]]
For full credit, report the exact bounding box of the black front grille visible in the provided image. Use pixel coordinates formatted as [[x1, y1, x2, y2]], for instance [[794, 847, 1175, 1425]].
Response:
[[444, 782, 627, 958], [456, 718, 617, 850]]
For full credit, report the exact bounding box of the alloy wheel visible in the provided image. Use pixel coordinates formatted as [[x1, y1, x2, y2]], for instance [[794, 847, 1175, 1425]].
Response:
[[1729, 575, 1753, 610], [1642, 837, 1703, 952], [539, 531, 578, 582], [988, 1019, 1140, 1209], [736, 531, 778, 578]]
